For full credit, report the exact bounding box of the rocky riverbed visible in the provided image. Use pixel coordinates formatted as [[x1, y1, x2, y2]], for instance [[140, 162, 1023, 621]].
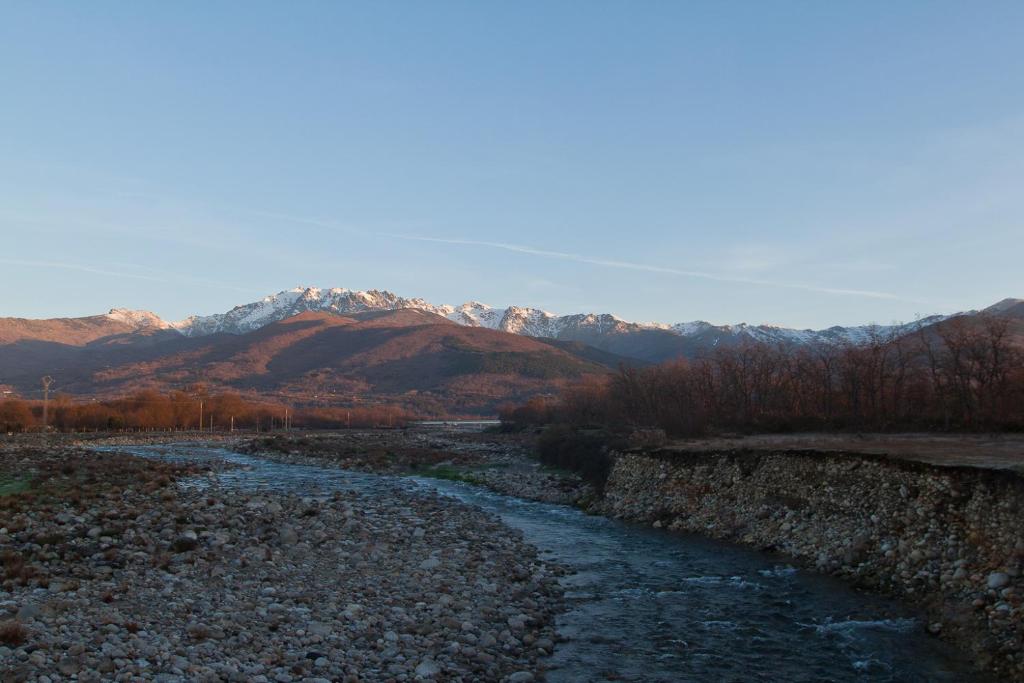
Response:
[[235, 431, 592, 507], [0, 443, 564, 682]]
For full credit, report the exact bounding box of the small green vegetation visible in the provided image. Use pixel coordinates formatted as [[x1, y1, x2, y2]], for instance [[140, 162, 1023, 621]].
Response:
[[0, 476, 31, 496]]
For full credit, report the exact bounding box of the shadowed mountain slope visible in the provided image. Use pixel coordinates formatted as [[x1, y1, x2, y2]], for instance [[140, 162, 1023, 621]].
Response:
[[0, 309, 626, 414]]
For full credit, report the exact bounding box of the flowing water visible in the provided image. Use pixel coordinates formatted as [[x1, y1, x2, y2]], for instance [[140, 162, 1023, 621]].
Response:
[[112, 443, 984, 682]]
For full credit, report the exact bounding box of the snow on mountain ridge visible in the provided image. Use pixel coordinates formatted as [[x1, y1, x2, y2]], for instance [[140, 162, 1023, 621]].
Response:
[[98, 286, 968, 352], [447, 301, 504, 329], [105, 308, 173, 330], [985, 298, 1024, 315]]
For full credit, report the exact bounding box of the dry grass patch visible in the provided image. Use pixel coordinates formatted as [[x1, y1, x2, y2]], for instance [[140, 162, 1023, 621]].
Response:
[[0, 619, 28, 646]]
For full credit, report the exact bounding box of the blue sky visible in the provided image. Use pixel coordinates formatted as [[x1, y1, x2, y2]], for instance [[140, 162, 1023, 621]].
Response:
[[1, 2, 1022, 328]]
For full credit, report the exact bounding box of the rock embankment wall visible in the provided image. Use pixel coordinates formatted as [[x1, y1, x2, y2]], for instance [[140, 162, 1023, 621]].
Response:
[[592, 448, 1024, 679]]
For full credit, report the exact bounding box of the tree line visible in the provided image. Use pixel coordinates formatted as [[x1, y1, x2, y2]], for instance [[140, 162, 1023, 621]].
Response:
[[0, 389, 415, 433], [501, 314, 1024, 436]]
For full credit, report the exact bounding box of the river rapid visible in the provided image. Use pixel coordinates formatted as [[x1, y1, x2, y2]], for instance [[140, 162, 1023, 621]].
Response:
[[114, 443, 984, 683]]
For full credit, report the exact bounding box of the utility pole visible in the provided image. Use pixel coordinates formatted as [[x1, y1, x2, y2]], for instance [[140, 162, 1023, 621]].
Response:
[[41, 376, 53, 432], [198, 400, 203, 433], [230, 416, 234, 433]]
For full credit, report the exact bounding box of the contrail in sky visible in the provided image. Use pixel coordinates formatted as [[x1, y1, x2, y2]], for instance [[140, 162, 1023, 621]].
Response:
[[242, 210, 913, 302], [393, 235, 903, 301], [0, 258, 167, 282]]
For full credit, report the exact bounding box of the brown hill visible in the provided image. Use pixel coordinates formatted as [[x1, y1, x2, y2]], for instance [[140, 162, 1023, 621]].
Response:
[[0, 309, 624, 414], [0, 314, 142, 345], [912, 304, 1024, 353]]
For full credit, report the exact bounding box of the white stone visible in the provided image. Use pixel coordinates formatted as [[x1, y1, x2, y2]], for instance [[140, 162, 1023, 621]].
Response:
[[415, 659, 441, 678], [988, 572, 1011, 590]]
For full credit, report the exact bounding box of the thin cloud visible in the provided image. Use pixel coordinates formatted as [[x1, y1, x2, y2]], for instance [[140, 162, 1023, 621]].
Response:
[[243, 210, 367, 235], [0, 258, 168, 283], [0, 258, 261, 295], [392, 235, 905, 301]]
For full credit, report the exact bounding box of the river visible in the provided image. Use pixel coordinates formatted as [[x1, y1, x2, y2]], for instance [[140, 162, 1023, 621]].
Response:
[[112, 443, 984, 682]]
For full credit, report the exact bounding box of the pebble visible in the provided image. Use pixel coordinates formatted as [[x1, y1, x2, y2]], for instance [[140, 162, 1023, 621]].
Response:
[[988, 572, 1011, 590], [414, 658, 441, 677]]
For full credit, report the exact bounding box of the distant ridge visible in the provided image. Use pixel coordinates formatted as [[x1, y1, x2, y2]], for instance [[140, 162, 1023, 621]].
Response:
[[5, 288, 1019, 364], [159, 286, 969, 363], [166, 285, 957, 352]]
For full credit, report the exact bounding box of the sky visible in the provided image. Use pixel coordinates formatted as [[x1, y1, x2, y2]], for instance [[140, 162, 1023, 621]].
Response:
[[1, 2, 1022, 329]]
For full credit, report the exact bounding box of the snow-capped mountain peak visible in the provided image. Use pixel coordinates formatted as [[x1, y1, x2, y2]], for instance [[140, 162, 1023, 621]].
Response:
[[169, 286, 443, 336], [448, 301, 502, 328], [105, 308, 173, 330]]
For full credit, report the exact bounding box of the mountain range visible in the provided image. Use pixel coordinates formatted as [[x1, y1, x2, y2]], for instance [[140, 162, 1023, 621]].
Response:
[[1, 288, 1020, 414], [112, 287, 1001, 361]]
